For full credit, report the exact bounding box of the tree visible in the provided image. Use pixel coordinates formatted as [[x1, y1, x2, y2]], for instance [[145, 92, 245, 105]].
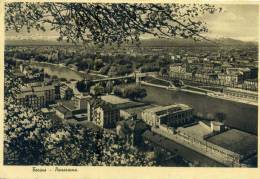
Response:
[[5, 68, 155, 166], [159, 67, 168, 76], [105, 81, 114, 94], [94, 58, 104, 71], [113, 84, 147, 100], [90, 84, 105, 96], [5, 3, 220, 46], [76, 80, 94, 92]]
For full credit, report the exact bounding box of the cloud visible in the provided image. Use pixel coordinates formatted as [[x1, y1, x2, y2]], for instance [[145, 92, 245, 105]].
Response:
[[203, 4, 258, 41]]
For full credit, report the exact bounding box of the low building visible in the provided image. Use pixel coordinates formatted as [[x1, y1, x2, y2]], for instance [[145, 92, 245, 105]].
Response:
[[206, 129, 257, 165], [242, 79, 258, 91], [101, 94, 149, 119], [19, 64, 44, 83], [141, 104, 193, 127], [55, 100, 87, 120], [152, 121, 257, 167], [218, 73, 244, 85], [226, 67, 251, 80], [223, 87, 258, 102], [55, 105, 73, 119], [41, 108, 55, 118], [169, 64, 186, 73]]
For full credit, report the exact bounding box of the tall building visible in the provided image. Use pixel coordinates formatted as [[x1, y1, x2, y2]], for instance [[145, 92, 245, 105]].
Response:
[[60, 83, 74, 100], [87, 98, 120, 128], [15, 84, 55, 108], [16, 91, 45, 108], [73, 94, 92, 110], [141, 104, 193, 127]]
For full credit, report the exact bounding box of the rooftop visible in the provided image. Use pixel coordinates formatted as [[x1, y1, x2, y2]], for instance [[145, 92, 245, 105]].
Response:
[[62, 101, 77, 111], [206, 129, 257, 155], [177, 122, 212, 140], [143, 104, 192, 114], [33, 85, 55, 91], [41, 108, 50, 113], [56, 105, 70, 114], [245, 78, 258, 82], [123, 104, 158, 119], [101, 95, 130, 104], [20, 86, 32, 92], [74, 113, 88, 119]]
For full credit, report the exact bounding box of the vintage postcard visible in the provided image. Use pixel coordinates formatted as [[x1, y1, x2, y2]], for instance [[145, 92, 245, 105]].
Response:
[[0, 0, 259, 179]]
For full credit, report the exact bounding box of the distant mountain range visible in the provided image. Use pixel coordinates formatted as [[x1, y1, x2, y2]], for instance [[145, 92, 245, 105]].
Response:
[[5, 37, 258, 47], [137, 37, 257, 47]]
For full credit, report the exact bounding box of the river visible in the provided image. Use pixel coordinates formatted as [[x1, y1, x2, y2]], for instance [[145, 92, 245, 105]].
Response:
[[28, 61, 258, 134], [29, 61, 98, 81], [140, 85, 258, 135]]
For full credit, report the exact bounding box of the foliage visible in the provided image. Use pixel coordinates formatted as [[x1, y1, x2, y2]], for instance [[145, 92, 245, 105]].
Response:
[[114, 84, 147, 100], [5, 3, 220, 46], [76, 80, 94, 92], [90, 84, 105, 96], [4, 66, 155, 166]]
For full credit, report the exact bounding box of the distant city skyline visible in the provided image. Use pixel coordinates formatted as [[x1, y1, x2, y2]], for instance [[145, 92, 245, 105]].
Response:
[[5, 4, 259, 42]]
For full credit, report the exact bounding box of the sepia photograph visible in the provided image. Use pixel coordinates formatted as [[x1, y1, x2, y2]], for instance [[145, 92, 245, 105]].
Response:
[[3, 2, 258, 169]]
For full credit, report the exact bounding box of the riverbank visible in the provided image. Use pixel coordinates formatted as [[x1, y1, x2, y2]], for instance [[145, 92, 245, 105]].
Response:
[[140, 85, 257, 134], [29, 60, 103, 81]]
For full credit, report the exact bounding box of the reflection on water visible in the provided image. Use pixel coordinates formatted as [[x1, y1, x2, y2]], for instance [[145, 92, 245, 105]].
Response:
[[141, 85, 258, 135], [29, 62, 258, 134], [31, 62, 84, 81]]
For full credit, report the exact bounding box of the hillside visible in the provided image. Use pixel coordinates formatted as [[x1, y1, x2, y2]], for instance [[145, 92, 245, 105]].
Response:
[[5, 37, 257, 47]]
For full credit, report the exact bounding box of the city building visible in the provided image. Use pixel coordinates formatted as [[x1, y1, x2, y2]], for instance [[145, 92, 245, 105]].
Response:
[[152, 121, 257, 167], [73, 94, 92, 110], [55, 100, 87, 120], [33, 85, 56, 104], [223, 87, 258, 102], [55, 105, 73, 119], [218, 73, 244, 85], [226, 67, 251, 80], [60, 83, 74, 100], [242, 79, 258, 91], [87, 98, 120, 128], [16, 91, 45, 108], [169, 64, 186, 73], [19, 64, 44, 83], [101, 94, 149, 119], [141, 104, 193, 127], [15, 84, 56, 108]]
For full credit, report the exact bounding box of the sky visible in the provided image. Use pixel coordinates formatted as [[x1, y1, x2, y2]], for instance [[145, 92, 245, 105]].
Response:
[[202, 4, 258, 42], [5, 4, 259, 42]]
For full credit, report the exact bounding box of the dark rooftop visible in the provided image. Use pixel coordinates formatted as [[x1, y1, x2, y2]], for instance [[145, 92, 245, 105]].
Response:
[[206, 129, 257, 156], [62, 100, 77, 111], [56, 105, 70, 115]]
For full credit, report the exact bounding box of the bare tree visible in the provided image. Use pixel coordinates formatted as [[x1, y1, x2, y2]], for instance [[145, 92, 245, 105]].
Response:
[[5, 3, 220, 46]]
